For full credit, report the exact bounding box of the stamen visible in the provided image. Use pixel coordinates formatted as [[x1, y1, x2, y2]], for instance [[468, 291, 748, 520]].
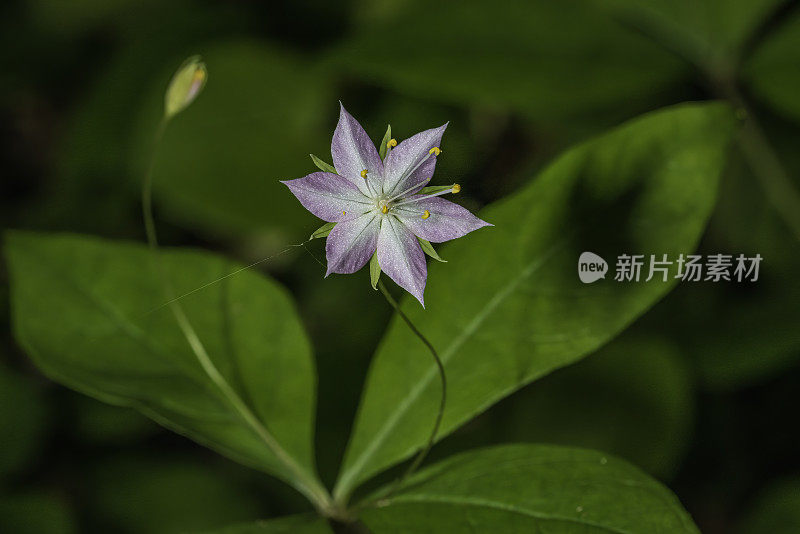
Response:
[[386, 145, 443, 199], [360, 168, 381, 197], [391, 184, 461, 207], [381, 204, 389, 214], [343, 210, 346, 215], [387, 139, 397, 149], [421, 210, 430, 220]]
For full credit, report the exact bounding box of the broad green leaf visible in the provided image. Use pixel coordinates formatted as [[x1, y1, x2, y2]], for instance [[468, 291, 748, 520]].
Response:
[[0, 492, 77, 534], [596, 0, 784, 70], [207, 515, 334, 533], [310, 154, 337, 174], [494, 334, 693, 478], [0, 361, 48, 478], [739, 478, 800, 533], [360, 444, 699, 533], [88, 456, 262, 533], [5, 231, 327, 505], [744, 11, 800, 122], [335, 103, 736, 499], [333, 0, 686, 120]]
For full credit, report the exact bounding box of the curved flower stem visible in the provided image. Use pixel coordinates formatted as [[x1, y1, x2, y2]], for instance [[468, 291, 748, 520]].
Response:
[[141, 118, 334, 516], [376, 279, 446, 498]]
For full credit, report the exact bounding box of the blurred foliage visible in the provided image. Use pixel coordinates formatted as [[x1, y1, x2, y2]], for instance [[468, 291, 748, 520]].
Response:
[[72, 397, 157, 445], [739, 477, 800, 533], [336, 0, 688, 123], [86, 456, 263, 534], [138, 41, 332, 238], [745, 9, 800, 121], [0, 492, 77, 534], [0, 360, 48, 478], [598, 0, 785, 72], [2, 0, 800, 531], [493, 333, 694, 479], [207, 514, 334, 534]]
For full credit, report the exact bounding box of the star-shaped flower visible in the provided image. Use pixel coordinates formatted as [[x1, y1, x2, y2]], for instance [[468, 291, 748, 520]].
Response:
[[282, 104, 491, 306]]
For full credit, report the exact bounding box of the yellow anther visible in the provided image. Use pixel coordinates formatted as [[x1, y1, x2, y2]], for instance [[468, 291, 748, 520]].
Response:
[[381, 204, 389, 214], [452, 183, 461, 193], [429, 147, 441, 156], [342, 210, 346, 215], [192, 69, 206, 84], [421, 209, 431, 220], [387, 138, 397, 148], [360, 169, 368, 178]]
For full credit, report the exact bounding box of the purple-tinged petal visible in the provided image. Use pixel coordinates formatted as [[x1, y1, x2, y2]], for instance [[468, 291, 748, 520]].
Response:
[[325, 212, 380, 276], [332, 103, 384, 195], [377, 216, 427, 306], [282, 172, 372, 223], [383, 123, 447, 197], [394, 196, 492, 243]]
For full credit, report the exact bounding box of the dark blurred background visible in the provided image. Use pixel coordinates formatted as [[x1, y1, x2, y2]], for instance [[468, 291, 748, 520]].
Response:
[[2, 0, 800, 532]]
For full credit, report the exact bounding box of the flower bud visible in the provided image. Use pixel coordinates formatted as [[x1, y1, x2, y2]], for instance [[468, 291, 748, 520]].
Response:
[[164, 56, 207, 119]]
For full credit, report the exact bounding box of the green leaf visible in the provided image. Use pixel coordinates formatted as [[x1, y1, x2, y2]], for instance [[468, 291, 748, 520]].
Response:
[[596, 0, 784, 70], [370, 252, 381, 290], [333, 0, 686, 120], [5, 231, 328, 506], [418, 238, 446, 263], [360, 444, 700, 533], [378, 124, 392, 160], [739, 478, 800, 534], [335, 103, 736, 499], [744, 10, 800, 122], [309, 154, 337, 174], [206, 515, 334, 533], [310, 222, 336, 240]]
